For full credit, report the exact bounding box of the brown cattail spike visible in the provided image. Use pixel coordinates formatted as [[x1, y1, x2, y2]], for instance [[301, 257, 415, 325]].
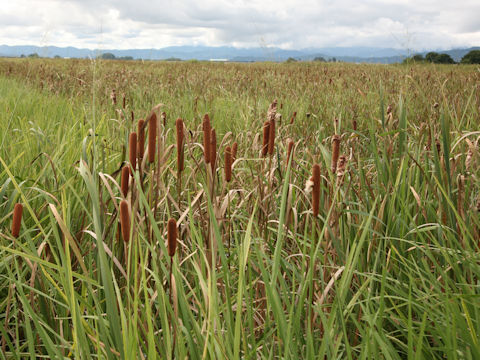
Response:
[[225, 146, 232, 182], [290, 111, 297, 124], [262, 121, 270, 157], [148, 112, 157, 163], [268, 118, 275, 156], [121, 165, 129, 198], [11, 203, 23, 238], [210, 128, 217, 173], [331, 135, 341, 174], [167, 218, 177, 257], [119, 200, 130, 242], [176, 118, 184, 172], [232, 142, 238, 162], [203, 114, 211, 164], [312, 164, 321, 217], [286, 139, 294, 167], [137, 119, 145, 160], [129, 132, 137, 174]]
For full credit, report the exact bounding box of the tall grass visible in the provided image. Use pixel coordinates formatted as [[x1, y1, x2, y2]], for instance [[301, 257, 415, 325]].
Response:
[[1, 60, 480, 359]]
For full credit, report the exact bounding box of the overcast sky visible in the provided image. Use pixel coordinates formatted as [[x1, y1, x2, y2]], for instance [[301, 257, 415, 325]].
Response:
[[1, 0, 479, 50]]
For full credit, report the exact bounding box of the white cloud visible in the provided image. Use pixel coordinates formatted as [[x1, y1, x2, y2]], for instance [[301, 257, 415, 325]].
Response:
[[0, 0, 478, 50]]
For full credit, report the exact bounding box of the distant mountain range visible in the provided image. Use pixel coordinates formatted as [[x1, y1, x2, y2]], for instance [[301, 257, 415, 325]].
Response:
[[0, 44, 478, 64]]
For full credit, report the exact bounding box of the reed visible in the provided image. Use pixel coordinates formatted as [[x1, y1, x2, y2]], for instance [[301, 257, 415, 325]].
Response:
[[11, 203, 23, 238], [148, 112, 157, 164]]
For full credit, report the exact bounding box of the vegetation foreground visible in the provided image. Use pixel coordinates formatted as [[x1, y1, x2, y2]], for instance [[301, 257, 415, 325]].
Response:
[[1, 59, 480, 359]]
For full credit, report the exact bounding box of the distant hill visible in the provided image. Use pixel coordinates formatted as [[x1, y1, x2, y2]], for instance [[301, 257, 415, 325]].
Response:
[[0, 44, 478, 64]]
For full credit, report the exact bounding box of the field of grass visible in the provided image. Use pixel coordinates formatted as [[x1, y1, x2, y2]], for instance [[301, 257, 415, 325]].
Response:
[[1, 58, 480, 359]]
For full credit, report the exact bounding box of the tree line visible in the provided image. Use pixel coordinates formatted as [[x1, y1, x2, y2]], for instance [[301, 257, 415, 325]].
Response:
[[404, 50, 480, 64]]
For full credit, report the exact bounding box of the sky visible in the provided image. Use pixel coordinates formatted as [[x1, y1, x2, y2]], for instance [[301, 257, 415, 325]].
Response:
[[0, 0, 479, 51]]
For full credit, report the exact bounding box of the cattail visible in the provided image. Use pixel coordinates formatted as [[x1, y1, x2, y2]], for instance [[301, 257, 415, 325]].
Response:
[[121, 165, 129, 197], [290, 111, 297, 124], [225, 146, 232, 182], [312, 164, 321, 217], [262, 121, 270, 157], [122, 93, 126, 109], [210, 128, 217, 172], [331, 134, 340, 174], [137, 119, 145, 160], [176, 118, 184, 172], [232, 142, 238, 162], [129, 132, 137, 174], [268, 118, 275, 156], [11, 203, 23, 238], [167, 218, 177, 257], [353, 119, 357, 131], [286, 139, 294, 167], [203, 114, 211, 164], [119, 200, 130, 242], [148, 112, 157, 163]]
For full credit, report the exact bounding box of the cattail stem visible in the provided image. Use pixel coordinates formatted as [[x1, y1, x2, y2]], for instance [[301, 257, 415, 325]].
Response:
[[167, 218, 178, 358], [11, 203, 23, 238]]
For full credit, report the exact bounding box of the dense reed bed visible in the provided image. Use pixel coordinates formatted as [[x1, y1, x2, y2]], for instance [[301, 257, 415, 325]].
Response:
[[1, 58, 480, 359]]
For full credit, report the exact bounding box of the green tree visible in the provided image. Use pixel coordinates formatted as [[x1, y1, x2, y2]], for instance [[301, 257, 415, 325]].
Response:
[[425, 52, 439, 63], [313, 56, 326, 62], [461, 50, 480, 64], [285, 57, 297, 63], [101, 52, 116, 60]]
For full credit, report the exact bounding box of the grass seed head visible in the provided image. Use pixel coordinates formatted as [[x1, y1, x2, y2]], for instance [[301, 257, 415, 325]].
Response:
[[12, 203, 23, 238]]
